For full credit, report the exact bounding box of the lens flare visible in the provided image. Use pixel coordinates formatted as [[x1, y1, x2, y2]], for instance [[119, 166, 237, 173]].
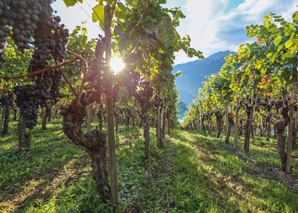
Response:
[[110, 57, 125, 74]]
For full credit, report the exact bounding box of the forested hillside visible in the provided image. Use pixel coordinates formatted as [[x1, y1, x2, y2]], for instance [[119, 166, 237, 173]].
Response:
[[174, 51, 235, 106]]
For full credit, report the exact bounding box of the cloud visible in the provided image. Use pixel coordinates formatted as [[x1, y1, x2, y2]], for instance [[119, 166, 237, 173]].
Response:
[[174, 0, 298, 65]]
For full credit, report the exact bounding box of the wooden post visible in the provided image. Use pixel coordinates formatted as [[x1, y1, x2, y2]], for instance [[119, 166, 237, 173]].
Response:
[[28, 129, 32, 147], [225, 103, 229, 131], [0, 105, 6, 132], [157, 105, 161, 145], [293, 110, 298, 146], [286, 83, 296, 174], [87, 104, 92, 131], [234, 97, 239, 147], [104, 5, 118, 206]]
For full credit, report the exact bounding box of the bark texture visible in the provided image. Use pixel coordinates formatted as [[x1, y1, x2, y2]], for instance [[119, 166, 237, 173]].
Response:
[[274, 105, 290, 172], [215, 111, 223, 138], [97, 104, 103, 131], [18, 114, 30, 150], [61, 102, 110, 202], [143, 114, 150, 159], [266, 115, 271, 141], [42, 107, 49, 130], [2, 104, 10, 135], [244, 105, 253, 154], [225, 113, 234, 144]]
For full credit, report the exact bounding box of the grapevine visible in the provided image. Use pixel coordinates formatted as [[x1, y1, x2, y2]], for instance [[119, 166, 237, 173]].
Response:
[[0, 0, 69, 129]]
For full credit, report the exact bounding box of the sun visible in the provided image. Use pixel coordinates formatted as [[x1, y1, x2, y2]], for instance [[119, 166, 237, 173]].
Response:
[[110, 57, 125, 74]]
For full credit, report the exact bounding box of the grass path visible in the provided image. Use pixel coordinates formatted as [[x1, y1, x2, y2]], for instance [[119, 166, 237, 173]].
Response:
[[1, 118, 298, 212]]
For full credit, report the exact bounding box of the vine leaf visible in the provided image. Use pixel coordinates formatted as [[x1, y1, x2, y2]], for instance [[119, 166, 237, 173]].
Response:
[[63, 0, 83, 7], [92, 4, 105, 30], [274, 35, 282, 46]]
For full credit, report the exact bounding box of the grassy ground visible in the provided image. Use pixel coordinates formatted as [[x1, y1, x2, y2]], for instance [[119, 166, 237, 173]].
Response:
[[1, 117, 298, 212]]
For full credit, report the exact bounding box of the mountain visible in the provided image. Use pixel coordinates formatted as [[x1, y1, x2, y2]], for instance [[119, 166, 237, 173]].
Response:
[[174, 50, 235, 106]]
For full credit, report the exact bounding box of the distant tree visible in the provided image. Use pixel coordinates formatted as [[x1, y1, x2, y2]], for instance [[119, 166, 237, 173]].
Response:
[[177, 100, 188, 114]]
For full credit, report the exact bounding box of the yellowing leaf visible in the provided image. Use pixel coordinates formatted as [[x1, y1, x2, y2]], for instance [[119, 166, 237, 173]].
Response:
[[75, 80, 83, 86], [277, 44, 284, 52], [263, 14, 272, 23], [266, 52, 273, 58], [92, 4, 104, 30], [60, 87, 69, 95], [63, 0, 81, 7], [255, 63, 262, 70], [285, 39, 293, 49], [274, 35, 282, 46], [293, 11, 298, 23]]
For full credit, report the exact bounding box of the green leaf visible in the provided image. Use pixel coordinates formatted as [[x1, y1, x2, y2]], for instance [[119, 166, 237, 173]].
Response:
[[118, 38, 132, 50], [274, 35, 282, 46], [69, 95, 76, 100], [266, 52, 273, 58], [255, 63, 262, 70], [277, 44, 284, 52], [293, 11, 298, 23], [60, 87, 69, 95], [75, 80, 83, 86], [282, 51, 295, 58], [285, 39, 293, 49], [115, 2, 127, 19], [126, 0, 134, 5], [263, 14, 272, 23], [63, 0, 82, 7], [92, 4, 104, 30]]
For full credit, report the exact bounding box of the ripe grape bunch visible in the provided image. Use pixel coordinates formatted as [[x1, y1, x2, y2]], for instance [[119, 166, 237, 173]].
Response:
[[0, 0, 69, 129]]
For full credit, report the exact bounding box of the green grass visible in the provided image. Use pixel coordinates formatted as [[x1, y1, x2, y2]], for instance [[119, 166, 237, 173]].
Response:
[[1, 117, 298, 212]]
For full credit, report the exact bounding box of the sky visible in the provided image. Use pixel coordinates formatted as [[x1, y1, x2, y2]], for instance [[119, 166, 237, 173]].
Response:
[[52, 0, 298, 65]]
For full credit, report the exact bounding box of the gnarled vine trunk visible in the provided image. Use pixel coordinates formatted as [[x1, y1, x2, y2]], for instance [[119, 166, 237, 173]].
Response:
[[2, 104, 10, 135], [244, 105, 253, 154], [47, 106, 52, 122], [266, 115, 271, 141], [61, 103, 110, 202], [234, 100, 240, 147], [293, 111, 298, 147], [162, 104, 166, 139], [18, 114, 30, 150], [143, 113, 150, 159], [201, 115, 206, 133], [0, 106, 5, 132], [42, 107, 50, 130], [114, 110, 119, 133], [239, 118, 243, 135], [215, 111, 223, 138], [274, 105, 290, 172], [225, 113, 234, 144], [13, 109, 17, 121]]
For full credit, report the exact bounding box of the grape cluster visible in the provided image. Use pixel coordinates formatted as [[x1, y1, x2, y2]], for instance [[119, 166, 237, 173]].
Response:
[[15, 55, 64, 129], [135, 80, 153, 114], [14, 86, 39, 129], [28, 53, 63, 103], [117, 69, 140, 97], [0, 0, 70, 129], [0, 0, 10, 50], [0, 95, 11, 107], [0, 0, 57, 52], [48, 69, 63, 102], [34, 16, 69, 61]]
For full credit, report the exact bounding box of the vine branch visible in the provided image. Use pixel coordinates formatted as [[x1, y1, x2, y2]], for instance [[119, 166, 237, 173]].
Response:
[[66, 50, 88, 105], [54, 59, 78, 99], [0, 58, 79, 79]]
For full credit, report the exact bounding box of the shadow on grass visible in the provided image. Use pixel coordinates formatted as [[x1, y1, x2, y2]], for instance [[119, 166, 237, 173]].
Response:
[[184, 130, 298, 212], [0, 118, 88, 212]]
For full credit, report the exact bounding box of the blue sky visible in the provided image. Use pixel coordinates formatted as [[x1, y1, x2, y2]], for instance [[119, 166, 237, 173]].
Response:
[[52, 0, 298, 65]]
